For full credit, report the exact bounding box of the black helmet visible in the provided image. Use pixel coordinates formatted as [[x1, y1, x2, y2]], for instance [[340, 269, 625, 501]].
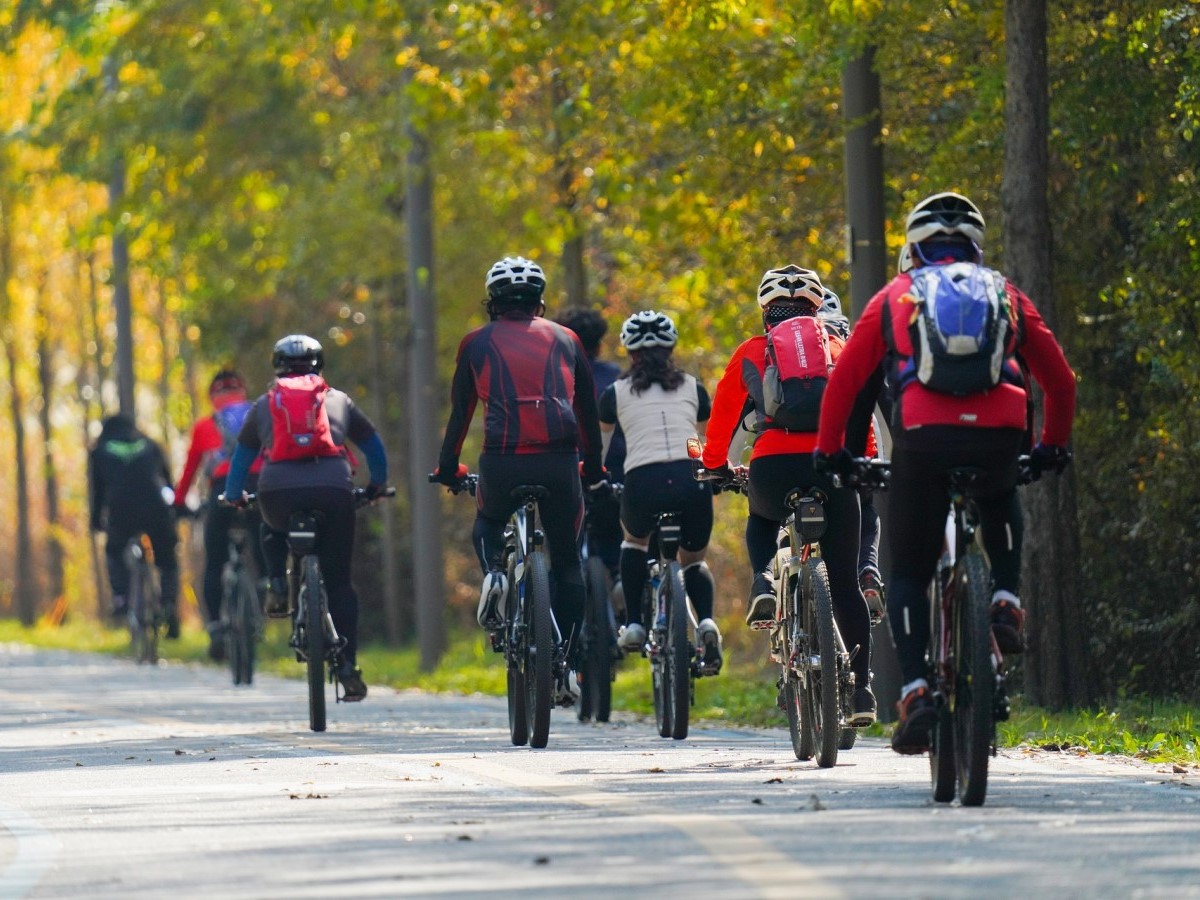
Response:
[[272, 334, 324, 376], [555, 307, 608, 354]]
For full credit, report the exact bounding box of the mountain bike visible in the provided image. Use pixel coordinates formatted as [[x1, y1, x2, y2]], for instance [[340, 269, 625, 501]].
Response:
[[578, 493, 619, 724], [124, 533, 162, 665], [219, 514, 263, 686], [927, 455, 1032, 807], [433, 473, 572, 749], [243, 486, 393, 732]]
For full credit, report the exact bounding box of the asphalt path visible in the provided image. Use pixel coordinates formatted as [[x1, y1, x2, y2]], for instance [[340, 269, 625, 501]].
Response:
[[0, 644, 1197, 898]]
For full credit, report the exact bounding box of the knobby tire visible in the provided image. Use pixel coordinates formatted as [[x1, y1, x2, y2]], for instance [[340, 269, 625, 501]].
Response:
[[302, 555, 327, 733], [805, 559, 840, 768], [525, 551, 554, 749], [929, 579, 956, 803], [229, 569, 257, 685], [651, 581, 672, 738], [580, 556, 613, 723], [505, 559, 529, 746], [665, 562, 691, 740], [955, 551, 994, 806]]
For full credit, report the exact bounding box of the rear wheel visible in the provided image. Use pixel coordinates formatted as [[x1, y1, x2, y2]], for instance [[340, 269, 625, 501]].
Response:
[[525, 551, 554, 749], [651, 579, 672, 738], [954, 552, 995, 806], [785, 679, 811, 761], [302, 555, 327, 733], [665, 562, 691, 740], [504, 555, 528, 746], [929, 581, 956, 803], [838, 728, 858, 751], [580, 557, 613, 723], [231, 569, 257, 685], [804, 560, 840, 768]]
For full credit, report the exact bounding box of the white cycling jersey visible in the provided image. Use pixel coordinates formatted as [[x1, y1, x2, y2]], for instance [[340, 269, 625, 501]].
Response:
[[600, 374, 710, 474]]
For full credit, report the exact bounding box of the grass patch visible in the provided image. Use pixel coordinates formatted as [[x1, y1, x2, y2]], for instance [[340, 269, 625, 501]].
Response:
[[3, 617, 1196, 764]]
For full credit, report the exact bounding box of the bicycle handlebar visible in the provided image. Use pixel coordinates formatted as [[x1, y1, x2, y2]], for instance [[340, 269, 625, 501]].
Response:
[[832, 458, 891, 491], [428, 472, 479, 496]]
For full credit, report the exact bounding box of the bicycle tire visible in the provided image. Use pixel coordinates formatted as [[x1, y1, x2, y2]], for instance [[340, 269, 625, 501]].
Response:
[[134, 561, 160, 665], [838, 727, 858, 751], [525, 550, 554, 749], [954, 551, 994, 806], [664, 562, 691, 740], [128, 561, 147, 663], [804, 559, 840, 768], [651, 580, 672, 738], [580, 556, 613, 723], [784, 680, 811, 761], [504, 556, 528, 746], [231, 568, 257, 685], [929, 581, 956, 803], [302, 555, 327, 733]]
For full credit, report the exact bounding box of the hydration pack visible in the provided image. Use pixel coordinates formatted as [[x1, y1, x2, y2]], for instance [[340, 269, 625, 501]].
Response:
[[762, 315, 833, 432], [209, 400, 252, 472], [267, 375, 342, 462]]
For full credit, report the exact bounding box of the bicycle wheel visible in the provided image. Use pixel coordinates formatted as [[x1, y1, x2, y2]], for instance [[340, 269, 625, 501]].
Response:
[[803, 559, 840, 768], [954, 551, 995, 806], [579, 556, 613, 723], [663, 562, 691, 740], [231, 569, 257, 685], [929, 582, 956, 803], [525, 550, 554, 749], [301, 555, 327, 733], [651, 581, 672, 738], [505, 564, 529, 747], [838, 727, 858, 751]]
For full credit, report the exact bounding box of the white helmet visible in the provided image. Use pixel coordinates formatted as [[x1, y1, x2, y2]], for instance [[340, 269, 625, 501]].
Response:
[[757, 265, 825, 309], [904, 192, 985, 246], [485, 256, 546, 299], [620, 310, 678, 350], [819, 288, 843, 318], [897, 243, 913, 274]]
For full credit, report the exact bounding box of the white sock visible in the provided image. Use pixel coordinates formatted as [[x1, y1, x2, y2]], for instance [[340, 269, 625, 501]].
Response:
[[900, 678, 928, 700], [992, 589, 1020, 609]]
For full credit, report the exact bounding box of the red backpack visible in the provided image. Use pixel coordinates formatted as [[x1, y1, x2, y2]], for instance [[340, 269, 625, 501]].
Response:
[[267, 375, 343, 462], [762, 315, 835, 432]]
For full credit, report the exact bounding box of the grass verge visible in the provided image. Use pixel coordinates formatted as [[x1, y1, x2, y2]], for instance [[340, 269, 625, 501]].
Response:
[[2, 617, 1196, 765]]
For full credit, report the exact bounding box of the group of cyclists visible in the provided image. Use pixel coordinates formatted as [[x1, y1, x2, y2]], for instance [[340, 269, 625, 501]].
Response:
[[87, 188, 1076, 755]]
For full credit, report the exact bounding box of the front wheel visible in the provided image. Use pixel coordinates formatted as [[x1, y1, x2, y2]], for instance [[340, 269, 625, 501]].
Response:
[[302, 555, 327, 733], [804, 559, 840, 768], [525, 551, 554, 749], [229, 569, 258, 685], [580, 556, 614, 723], [954, 552, 995, 806]]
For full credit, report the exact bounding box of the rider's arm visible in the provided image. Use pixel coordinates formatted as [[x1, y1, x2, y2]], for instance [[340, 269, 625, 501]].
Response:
[[437, 333, 479, 473], [816, 288, 890, 454], [700, 341, 753, 469], [1014, 289, 1077, 446], [222, 444, 257, 499], [345, 404, 389, 486], [173, 418, 217, 503], [598, 383, 617, 459], [571, 338, 604, 479]]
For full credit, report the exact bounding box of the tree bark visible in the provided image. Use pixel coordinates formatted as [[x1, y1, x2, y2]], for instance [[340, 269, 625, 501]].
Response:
[[105, 55, 135, 417], [551, 64, 587, 308], [36, 320, 65, 607], [1003, 0, 1091, 708]]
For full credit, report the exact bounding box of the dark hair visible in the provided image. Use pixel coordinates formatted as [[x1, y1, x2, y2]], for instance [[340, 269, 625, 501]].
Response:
[[484, 294, 543, 321], [623, 346, 685, 395], [555, 307, 608, 356]]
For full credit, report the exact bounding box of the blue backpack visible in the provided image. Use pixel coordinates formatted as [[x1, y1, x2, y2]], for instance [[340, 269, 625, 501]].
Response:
[[211, 401, 252, 469], [904, 262, 1017, 396]]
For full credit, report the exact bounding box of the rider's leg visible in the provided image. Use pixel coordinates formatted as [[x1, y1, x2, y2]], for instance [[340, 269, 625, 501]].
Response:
[[678, 472, 715, 622], [619, 535, 651, 625], [104, 525, 133, 605], [680, 554, 714, 621], [148, 517, 181, 637]]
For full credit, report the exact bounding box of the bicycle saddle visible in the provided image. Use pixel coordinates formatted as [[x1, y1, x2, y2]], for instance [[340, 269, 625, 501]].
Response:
[[946, 466, 986, 491], [286, 510, 324, 554], [783, 488, 827, 543], [511, 484, 550, 503]]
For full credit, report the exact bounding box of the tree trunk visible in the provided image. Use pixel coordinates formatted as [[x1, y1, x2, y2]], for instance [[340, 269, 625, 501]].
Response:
[[105, 56, 136, 417], [36, 323, 65, 607], [1003, 0, 1091, 708], [551, 66, 587, 308], [404, 104, 446, 671], [368, 293, 403, 645]]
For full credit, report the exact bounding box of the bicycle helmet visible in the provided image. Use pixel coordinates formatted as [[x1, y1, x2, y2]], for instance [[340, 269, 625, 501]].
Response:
[[819, 288, 843, 318], [620, 310, 678, 350], [272, 334, 324, 376], [897, 242, 914, 275], [208, 369, 246, 398], [485, 256, 546, 300], [904, 192, 985, 246], [757, 265, 825, 310], [555, 307, 609, 354]]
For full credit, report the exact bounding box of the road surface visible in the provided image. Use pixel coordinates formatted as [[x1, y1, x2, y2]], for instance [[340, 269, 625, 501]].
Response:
[[0, 644, 1197, 898]]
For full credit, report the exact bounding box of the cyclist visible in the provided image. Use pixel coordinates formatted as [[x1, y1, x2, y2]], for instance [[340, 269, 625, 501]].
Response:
[[88, 414, 180, 636], [818, 289, 886, 623], [598, 310, 720, 668], [555, 307, 625, 587], [432, 256, 605, 704], [221, 335, 390, 702], [174, 370, 268, 660], [814, 191, 1076, 753], [699, 266, 878, 724]]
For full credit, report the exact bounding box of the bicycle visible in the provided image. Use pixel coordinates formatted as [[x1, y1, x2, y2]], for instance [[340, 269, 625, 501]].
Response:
[[218, 514, 264, 686], [124, 533, 163, 665], [240, 486, 392, 732], [926, 454, 1033, 807], [433, 473, 572, 749], [578, 494, 620, 724]]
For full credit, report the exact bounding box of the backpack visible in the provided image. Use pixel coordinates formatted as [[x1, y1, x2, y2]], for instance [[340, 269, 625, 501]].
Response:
[[209, 400, 252, 472], [762, 315, 833, 432], [267, 375, 343, 462], [903, 262, 1016, 395]]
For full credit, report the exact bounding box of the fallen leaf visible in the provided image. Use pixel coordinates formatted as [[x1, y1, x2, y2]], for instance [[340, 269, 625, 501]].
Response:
[[648, 767, 666, 774], [534, 857, 550, 866], [1173, 765, 1188, 774], [456, 835, 473, 842], [751, 798, 764, 805], [174, 749, 185, 756], [763, 777, 783, 784]]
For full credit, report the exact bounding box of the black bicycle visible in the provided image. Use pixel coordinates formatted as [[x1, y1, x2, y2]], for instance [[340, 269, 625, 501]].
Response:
[[124, 533, 163, 665], [434, 473, 571, 749], [927, 456, 1033, 807], [578, 497, 619, 724], [219, 514, 263, 686]]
